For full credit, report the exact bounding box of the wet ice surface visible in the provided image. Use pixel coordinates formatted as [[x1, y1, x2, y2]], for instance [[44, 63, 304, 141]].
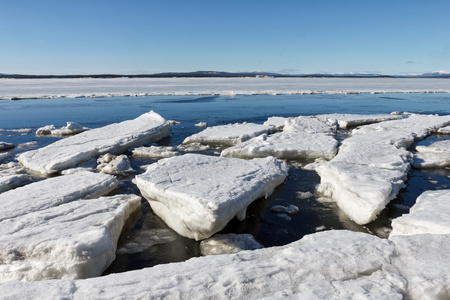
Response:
[[0, 93, 449, 282]]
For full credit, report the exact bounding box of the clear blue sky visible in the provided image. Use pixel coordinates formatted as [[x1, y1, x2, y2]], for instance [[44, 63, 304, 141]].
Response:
[[1, 0, 449, 75]]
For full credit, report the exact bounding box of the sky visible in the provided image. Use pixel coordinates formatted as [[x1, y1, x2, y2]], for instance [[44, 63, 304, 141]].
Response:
[[1, 0, 449, 75]]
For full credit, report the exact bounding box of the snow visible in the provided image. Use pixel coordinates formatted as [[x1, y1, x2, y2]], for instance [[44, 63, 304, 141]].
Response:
[[96, 153, 134, 176], [0, 194, 140, 282], [1, 77, 449, 100], [36, 122, 87, 136], [221, 116, 338, 160], [132, 145, 180, 158], [135, 154, 289, 240], [0, 142, 14, 151], [0, 230, 407, 299], [390, 234, 450, 300], [199, 233, 263, 255], [18, 111, 170, 175], [413, 140, 450, 168], [390, 190, 450, 236], [316, 114, 450, 225], [263, 116, 287, 130], [0, 171, 118, 222], [182, 122, 273, 146]]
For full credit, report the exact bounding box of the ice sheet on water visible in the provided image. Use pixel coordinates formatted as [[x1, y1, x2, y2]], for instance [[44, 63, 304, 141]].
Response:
[[0, 171, 118, 222], [132, 145, 180, 158], [263, 116, 286, 130], [413, 140, 450, 168], [183, 122, 273, 146], [199, 233, 263, 256], [438, 125, 450, 134], [0, 230, 407, 299], [36, 122, 87, 136], [317, 113, 403, 129], [0, 152, 10, 163], [0, 142, 14, 151], [316, 114, 450, 225], [96, 153, 134, 176], [135, 154, 289, 240], [390, 190, 450, 236], [0, 194, 140, 282], [18, 111, 170, 175]]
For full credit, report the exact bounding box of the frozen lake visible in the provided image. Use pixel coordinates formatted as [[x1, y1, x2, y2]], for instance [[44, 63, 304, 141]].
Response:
[[1, 92, 449, 275]]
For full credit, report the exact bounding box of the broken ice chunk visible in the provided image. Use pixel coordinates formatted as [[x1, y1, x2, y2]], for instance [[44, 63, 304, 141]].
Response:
[[0, 142, 15, 151], [97, 153, 134, 176], [183, 122, 273, 146], [317, 113, 402, 129], [199, 233, 263, 255], [271, 204, 299, 214], [132, 145, 180, 158], [135, 154, 289, 240], [36, 122, 87, 136], [413, 140, 450, 168], [0, 194, 140, 282]]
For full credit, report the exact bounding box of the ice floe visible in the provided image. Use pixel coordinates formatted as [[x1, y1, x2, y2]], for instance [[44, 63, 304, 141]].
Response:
[[135, 154, 289, 240], [438, 125, 450, 134], [221, 116, 338, 160], [390, 190, 450, 236], [35, 121, 87, 136], [0, 152, 9, 163], [0, 230, 407, 299], [316, 114, 450, 225], [18, 111, 170, 175], [132, 145, 180, 158], [413, 140, 450, 168], [199, 233, 263, 255], [183, 122, 273, 146], [0, 171, 118, 222], [0, 142, 14, 151], [96, 153, 134, 176], [0, 172, 30, 193], [117, 228, 177, 255], [317, 113, 403, 129], [0, 194, 140, 282]]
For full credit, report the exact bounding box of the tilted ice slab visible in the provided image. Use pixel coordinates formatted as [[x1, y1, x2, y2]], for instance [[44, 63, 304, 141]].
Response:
[[0, 142, 14, 151], [317, 113, 403, 128], [182, 122, 273, 146], [390, 190, 450, 236], [18, 111, 170, 175], [0, 172, 118, 222], [316, 114, 450, 225], [0, 230, 407, 299], [0, 174, 31, 194], [438, 125, 450, 134], [0, 194, 140, 282], [135, 154, 289, 240], [132, 145, 180, 158], [222, 116, 338, 160], [0, 152, 9, 163], [413, 140, 450, 168], [390, 234, 450, 300]]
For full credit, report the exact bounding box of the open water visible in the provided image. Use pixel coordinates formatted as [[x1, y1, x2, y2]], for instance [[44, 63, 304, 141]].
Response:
[[0, 93, 449, 274]]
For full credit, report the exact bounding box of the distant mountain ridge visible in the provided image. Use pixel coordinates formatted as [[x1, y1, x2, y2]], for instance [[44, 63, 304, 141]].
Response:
[[1, 70, 449, 79]]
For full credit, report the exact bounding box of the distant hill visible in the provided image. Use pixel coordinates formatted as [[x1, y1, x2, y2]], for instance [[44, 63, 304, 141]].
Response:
[[0, 70, 449, 79]]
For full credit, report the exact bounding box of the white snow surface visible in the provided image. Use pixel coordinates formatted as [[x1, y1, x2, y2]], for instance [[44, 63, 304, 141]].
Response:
[[390, 190, 450, 236], [221, 116, 338, 160], [199, 233, 263, 256], [18, 111, 170, 175], [135, 154, 289, 240], [132, 145, 180, 158], [316, 114, 450, 225], [1, 77, 449, 100], [0, 194, 140, 282], [263, 116, 287, 130], [0, 171, 118, 222], [0, 230, 407, 299], [36, 122, 86, 136], [182, 122, 273, 146]]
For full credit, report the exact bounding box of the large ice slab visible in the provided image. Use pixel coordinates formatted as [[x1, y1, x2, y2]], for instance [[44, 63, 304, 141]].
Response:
[[0, 194, 140, 282], [413, 140, 450, 168], [390, 190, 450, 236], [0, 230, 406, 299], [182, 122, 273, 146], [390, 234, 450, 300], [318, 113, 403, 129], [0, 171, 118, 222], [135, 154, 289, 240], [18, 111, 170, 175], [221, 116, 338, 160], [316, 114, 450, 225]]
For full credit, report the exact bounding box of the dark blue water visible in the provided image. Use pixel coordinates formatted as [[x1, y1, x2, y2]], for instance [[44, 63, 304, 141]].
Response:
[[0, 93, 449, 274]]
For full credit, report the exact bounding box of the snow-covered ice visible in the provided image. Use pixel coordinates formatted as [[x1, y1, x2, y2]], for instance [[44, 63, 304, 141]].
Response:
[[36, 122, 87, 136], [263, 116, 287, 130], [199, 233, 263, 255], [438, 125, 450, 134], [390, 190, 450, 236], [0, 174, 30, 193], [390, 234, 450, 300], [117, 228, 177, 255], [413, 140, 450, 168], [0, 171, 118, 222], [132, 145, 180, 158], [96, 153, 134, 176], [1, 77, 449, 100], [18, 111, 170, 175], [135, 154, 289, 240], [316, 114, 450, 225], [0, 194, 140, 282], [183, 122, 273, 146], [0, 142, 14, 151], [318, 113, 403, 129], [0, 230, 407, 299], [221, 116, 338, 160], [0, 152, 9, 163]]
